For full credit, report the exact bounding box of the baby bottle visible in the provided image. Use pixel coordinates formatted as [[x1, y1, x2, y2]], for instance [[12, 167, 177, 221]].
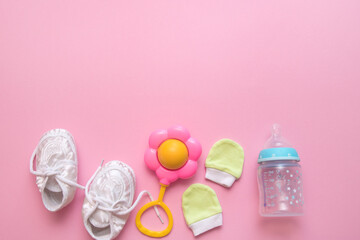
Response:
[[257, 124, 304, 216]]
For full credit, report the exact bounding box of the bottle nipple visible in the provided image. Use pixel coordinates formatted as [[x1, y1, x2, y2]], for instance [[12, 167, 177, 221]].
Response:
[[264, 124, 292, 149]]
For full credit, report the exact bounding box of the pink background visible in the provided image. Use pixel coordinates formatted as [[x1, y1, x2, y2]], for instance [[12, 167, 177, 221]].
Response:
[[1, 0, 360, 239]]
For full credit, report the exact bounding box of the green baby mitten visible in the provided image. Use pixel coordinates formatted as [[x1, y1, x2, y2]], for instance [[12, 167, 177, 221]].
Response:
[[205, 139, 244, 188], [182, 184, 222, 236]]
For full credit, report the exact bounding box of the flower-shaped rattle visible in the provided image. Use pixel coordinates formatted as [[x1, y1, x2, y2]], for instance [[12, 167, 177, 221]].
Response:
[[135, 126, 202, 237]]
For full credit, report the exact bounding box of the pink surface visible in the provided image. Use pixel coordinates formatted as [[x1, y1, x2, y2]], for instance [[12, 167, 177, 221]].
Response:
[[0, 0, 359, 239]]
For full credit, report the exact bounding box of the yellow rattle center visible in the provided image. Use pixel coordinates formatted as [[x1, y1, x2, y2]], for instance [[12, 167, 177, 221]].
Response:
[[157, 139, 188, 170]]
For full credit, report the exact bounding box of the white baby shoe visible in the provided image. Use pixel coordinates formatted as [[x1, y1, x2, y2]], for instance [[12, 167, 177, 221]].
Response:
[[30, 129, 84, 212], [82, 161, 160, 240]]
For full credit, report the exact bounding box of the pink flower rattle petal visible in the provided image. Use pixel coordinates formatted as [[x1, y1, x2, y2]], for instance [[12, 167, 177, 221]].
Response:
[[149, 129, 168, 149], [178, 160, 198, 179], [185, 137, 202, 160], [167, 125, 191, 142], [144, 148, 160, 171]]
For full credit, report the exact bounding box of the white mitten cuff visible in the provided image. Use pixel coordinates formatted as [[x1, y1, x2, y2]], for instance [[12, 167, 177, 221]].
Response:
[[205, 168, 236, 188], [189, 213, 223, 236]]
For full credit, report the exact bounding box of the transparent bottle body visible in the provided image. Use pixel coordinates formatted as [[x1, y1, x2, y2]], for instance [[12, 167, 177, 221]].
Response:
[[257, 160, 304, 217]]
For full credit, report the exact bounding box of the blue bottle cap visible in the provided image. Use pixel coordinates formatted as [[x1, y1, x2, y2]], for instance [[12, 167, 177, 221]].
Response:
[[258, 147, 300, 162]]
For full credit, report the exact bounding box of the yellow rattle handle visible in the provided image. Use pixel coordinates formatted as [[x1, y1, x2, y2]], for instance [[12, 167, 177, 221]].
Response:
[[136, 184, 174, 238]]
